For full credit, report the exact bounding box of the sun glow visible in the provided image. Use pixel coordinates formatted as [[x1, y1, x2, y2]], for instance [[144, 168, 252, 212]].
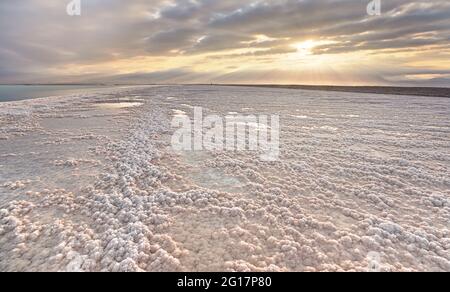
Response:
[[293, 40, 319, 55]]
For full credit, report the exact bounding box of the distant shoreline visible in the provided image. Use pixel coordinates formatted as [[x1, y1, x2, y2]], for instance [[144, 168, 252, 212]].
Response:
[[1, 83, 449, 98], [218, 84, 450, 98]]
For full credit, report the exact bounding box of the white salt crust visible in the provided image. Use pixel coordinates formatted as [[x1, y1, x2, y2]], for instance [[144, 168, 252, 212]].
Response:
[[0, 85, 449, 272]]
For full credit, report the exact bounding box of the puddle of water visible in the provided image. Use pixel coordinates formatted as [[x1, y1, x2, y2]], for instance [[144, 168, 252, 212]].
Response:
[[175, 150, 245, 193], [320, 126, 338, 131], [292, 115, 309, 119], [95, 102, 143, 109], [172, 109, 187, 117]]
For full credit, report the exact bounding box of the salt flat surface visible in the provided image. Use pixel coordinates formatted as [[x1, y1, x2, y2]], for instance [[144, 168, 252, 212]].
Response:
[[0, 85, 449, 271]]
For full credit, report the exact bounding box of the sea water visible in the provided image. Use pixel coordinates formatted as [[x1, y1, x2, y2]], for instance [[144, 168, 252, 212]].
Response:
[[0, 85, 114, 102]]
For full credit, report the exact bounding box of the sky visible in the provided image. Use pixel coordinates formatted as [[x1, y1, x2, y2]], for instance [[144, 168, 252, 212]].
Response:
[[0, 0, 449, 86]]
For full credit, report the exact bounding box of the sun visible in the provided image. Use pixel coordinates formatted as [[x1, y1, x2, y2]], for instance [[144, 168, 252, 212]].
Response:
[[295, 40, 317, 50], [292, 40, 320, 55]]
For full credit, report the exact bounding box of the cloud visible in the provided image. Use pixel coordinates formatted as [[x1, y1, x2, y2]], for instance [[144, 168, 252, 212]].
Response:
[[0, 0, 449, 85], [146, 28, 200, 54]]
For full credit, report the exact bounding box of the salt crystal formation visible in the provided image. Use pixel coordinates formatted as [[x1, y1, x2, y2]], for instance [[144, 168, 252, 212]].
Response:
[[0, 86, 449, 272]]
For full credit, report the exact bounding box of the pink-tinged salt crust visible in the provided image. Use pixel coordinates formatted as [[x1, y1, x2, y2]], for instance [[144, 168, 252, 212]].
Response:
[[0, 85, 449, 272]]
